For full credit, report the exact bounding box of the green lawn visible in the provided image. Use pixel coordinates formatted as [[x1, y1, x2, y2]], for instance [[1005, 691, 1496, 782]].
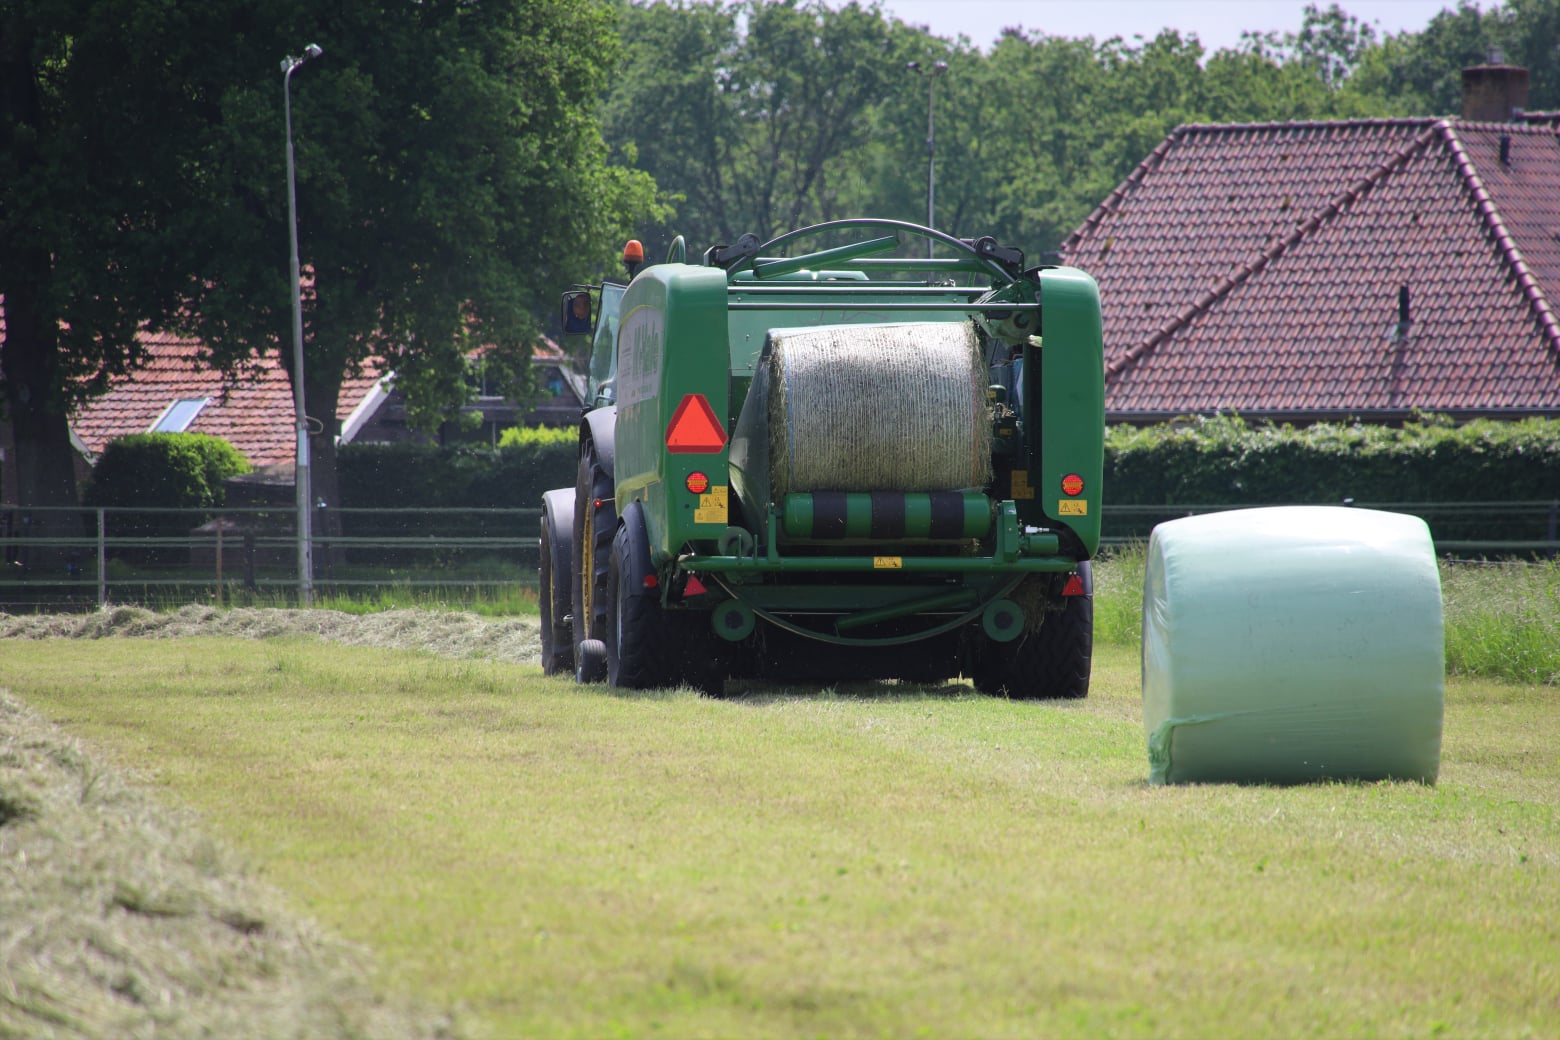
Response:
[[4, 637, 1555, 1039]]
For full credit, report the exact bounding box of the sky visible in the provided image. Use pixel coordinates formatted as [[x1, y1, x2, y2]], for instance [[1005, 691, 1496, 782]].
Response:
[[881, 0, 1461, 52]]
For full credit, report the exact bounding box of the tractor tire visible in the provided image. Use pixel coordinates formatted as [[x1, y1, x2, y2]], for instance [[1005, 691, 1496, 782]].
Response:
[[606, 503, 684, 690], [538, 489, 575, 676], [572, 438, 616, 663], [973, 590, 1093, 701]]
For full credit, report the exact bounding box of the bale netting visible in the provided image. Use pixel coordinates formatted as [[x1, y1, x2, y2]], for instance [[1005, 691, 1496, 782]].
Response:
[[1142, 506, 1444, 786], [766, 322, 992, 497]]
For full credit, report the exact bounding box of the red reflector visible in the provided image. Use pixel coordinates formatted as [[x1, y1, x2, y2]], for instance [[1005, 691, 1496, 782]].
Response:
[[1062, 574, 1086, 597], [643, 574, 658, 589], [686, 471, 710, 495], [666, 394, 727, 453], [593, 498, 605, 510], [1061, 473, 1085, 496], [685, 575, 707, 596]]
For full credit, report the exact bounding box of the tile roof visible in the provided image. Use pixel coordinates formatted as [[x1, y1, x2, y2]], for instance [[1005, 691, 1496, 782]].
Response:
[[69, 330, 386, 467], [1061, 117, 1560, 421]]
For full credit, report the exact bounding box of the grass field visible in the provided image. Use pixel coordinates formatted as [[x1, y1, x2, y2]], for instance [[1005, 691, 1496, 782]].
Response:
[[3, 627, 1556, 1038]]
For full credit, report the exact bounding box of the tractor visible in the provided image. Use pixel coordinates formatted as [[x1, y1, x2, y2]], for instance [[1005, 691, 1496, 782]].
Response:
[[539, 220, 1103, 698]]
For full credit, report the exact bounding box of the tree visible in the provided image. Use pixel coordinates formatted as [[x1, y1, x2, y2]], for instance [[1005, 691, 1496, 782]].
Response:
[[605, 0, 919, 255], [2, 0, 659, 544], [184, 0, 661, 519], [1, 1, 232, 524]]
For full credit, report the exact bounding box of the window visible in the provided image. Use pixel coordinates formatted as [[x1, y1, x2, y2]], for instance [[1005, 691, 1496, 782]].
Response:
[[150, 397, 209, 433]]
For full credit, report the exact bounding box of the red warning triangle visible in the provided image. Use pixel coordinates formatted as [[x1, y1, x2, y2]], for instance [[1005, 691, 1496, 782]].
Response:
[[665, 393, 728, 453]]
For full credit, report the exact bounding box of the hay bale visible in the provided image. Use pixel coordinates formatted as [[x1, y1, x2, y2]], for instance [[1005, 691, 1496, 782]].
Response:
[[1143, 506, 1444, 785], [766, 322, 992, 496]]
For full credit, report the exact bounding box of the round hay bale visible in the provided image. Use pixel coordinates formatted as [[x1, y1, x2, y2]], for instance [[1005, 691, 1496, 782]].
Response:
[[1142, 506, 1444, 786], [767, 322, 992, 496]]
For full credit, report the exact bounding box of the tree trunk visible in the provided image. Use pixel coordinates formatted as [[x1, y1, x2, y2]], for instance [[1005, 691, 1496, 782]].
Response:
[[1, 280, 86, 576]]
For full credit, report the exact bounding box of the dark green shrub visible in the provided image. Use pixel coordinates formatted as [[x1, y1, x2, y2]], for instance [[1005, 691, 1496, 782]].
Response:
[[84, 434, 252, 560], [85, 433, 252, 508], [336, 434, 576, 510]]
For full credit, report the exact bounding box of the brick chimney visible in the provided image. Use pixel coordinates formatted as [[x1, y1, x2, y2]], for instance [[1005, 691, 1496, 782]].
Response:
[[1462, 58, 1529, 122]]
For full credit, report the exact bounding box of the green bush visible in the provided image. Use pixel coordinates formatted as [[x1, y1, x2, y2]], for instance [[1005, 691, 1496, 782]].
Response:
[[85, 433, 252, 509], [83, 433, 252, 561], [497, 425, 575, 450]]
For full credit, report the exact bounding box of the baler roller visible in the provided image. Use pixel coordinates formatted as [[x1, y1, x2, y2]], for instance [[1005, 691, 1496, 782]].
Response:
[[781, 491, 991, 541]]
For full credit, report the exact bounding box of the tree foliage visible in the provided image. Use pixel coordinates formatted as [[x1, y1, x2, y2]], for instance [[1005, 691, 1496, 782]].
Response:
[[2, 0, 659, 519], [603, 0, 1559, 258], [605, 0, 921, 257], [183, 0, 661, 512]]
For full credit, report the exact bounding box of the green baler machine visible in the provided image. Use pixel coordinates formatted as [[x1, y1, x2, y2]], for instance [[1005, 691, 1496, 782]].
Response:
[[540, 220, 1103, 698]]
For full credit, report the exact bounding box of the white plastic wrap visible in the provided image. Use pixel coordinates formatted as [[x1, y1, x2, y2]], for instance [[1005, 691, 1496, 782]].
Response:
[[1142, 506, 1444, 785]]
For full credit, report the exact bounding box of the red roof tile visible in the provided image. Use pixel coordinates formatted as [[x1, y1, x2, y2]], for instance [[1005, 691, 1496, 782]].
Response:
[[70, 330, 386, 467], [1062, 117, 1560, 421]]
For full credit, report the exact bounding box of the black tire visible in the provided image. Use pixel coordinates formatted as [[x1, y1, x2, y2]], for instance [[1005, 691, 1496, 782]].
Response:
[[576, 639, 608, 683], [606, 503, 684, 690], [973, 586, 1093, 701], [571, 438, 616, 660], [538, 489, 575, 676]]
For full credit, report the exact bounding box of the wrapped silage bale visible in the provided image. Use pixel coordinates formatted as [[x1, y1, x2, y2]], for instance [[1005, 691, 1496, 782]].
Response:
[[1142, 506, 1443, 786], [766, 322, 992, 497]]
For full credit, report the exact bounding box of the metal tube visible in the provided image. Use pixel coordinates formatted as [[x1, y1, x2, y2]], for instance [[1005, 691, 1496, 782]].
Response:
[[283, 45, 321, 605], [727, 301, 1036, 312], [97, 508, 105, 608], [680, 553, 1073, 574]]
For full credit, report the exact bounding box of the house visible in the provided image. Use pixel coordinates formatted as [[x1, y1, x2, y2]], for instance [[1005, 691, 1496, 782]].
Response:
[[7, 330, 580, 500], [1061, 62, 1560, 425], [68, 331, 389, 469]]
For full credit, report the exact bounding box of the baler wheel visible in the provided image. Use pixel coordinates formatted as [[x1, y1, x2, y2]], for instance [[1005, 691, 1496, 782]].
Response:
[[572, 438, 616, 659], [973, 593, 1093, 700], [606, 503, 684, 690], [539, 489, 575, 676], [576, 639, 608, 683]]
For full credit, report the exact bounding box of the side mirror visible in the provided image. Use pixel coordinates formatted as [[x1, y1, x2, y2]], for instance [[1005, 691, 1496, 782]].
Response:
[[561, 291, 593, 335]]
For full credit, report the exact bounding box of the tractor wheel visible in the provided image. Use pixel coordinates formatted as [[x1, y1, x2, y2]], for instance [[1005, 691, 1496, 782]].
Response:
[[606, 503, 684, 690], [973, 587, 1093, 701], [538, 489, 575, 676], [572, 438, 616, 664]]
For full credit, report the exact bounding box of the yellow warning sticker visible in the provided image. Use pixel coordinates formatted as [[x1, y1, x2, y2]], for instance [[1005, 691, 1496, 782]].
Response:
[[873, 556, 903, 570], [694, 486, 728, 524], [1057, 499, 1088, 516], [1010, 470, 1035, 500]]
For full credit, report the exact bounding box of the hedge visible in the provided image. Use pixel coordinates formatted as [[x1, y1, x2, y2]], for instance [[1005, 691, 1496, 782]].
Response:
[[331, 416, 1559, 546], [336, 429, 576, 511], [1103, 414, 1560, 543]]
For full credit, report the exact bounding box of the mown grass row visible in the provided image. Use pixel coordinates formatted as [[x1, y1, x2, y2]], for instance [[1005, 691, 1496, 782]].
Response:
[[78, 543, 1560, 685]]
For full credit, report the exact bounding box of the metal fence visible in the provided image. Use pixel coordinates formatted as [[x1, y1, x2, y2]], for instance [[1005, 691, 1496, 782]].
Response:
[[2, 499, 1554, 612], [1, 505, 540, 612]]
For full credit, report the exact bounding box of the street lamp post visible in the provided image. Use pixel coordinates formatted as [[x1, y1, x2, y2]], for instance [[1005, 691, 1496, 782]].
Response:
[[282, 43, 322, 606], [906, 59, 948, 258]]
